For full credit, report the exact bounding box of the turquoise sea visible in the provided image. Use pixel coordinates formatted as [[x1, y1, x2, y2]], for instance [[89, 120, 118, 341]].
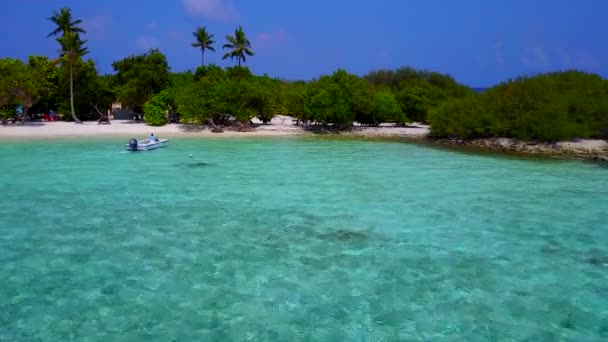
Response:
[[0, 137, 607, 341]]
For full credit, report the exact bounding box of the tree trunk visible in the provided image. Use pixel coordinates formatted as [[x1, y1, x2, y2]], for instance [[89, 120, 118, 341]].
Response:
[[206, 117, 217, 128], [238, 57, 241, 67], [23, 106, 30, 121], [70, 61, 82, 123], [93, 104, 103, 116], [201, 49, 205, 66]]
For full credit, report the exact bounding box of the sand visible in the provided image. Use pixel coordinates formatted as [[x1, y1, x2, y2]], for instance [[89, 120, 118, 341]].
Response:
[[2, 116, 606, 158], [0, 115, 430, 140]]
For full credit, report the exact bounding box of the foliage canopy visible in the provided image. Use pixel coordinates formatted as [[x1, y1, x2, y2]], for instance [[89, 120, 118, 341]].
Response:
[[428, 71, 608, 141], [112, 49, 171, 110]]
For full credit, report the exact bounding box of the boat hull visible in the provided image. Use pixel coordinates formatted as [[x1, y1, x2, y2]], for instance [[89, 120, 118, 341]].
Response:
[[126, 138, 169, 151]]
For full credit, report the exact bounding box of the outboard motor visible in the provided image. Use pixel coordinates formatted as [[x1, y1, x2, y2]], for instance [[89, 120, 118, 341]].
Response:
[[128, 138, 138, 151]]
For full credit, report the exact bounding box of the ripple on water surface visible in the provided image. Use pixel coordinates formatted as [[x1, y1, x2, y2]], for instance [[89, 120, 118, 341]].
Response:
[[0, 137, 607, 340]]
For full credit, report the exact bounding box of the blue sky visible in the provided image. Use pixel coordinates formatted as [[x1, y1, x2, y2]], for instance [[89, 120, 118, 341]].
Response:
[[1, 0, 606, 86]]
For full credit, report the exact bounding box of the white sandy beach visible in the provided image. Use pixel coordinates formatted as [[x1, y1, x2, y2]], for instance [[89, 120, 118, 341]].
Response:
[[0, 115, 431, 139], [2, 116, 606, 157]]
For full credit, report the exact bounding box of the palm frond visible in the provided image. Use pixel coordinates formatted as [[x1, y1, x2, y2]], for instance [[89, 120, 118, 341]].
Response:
[[49, 57, 62, 68], [193, 26, 216, 55], [56, 31, 88, 60], [47, 7, 85, 37], [222, 26, 254, 66], [47, 27, 62, 37]]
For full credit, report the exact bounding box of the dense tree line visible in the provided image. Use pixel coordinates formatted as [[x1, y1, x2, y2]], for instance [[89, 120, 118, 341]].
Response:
[[1, 6, 607, 141], [364, 67, 475, 123], [428, 71, 608, 141], [0, 56, 49, 119]]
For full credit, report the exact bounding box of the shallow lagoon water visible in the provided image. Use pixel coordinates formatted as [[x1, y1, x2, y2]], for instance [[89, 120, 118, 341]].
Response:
[[0, 137, 607, 341]]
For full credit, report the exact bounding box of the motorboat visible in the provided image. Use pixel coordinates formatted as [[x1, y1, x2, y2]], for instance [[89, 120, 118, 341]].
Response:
[[126, 137, 169, 151]]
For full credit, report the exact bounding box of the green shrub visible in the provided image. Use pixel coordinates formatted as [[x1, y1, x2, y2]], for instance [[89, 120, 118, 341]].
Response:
[[173, 80, 212, 124], [429, 71, 608, 141], [279, 81, 307, 117], [396, 84, 434, 123], [365, 67, 474, 123], [194, 64, 225, 81], [303, 69, 368, 127], [250, 76, 280, 124], [376, 90, 406, 123], [143, 90, 170, 126]]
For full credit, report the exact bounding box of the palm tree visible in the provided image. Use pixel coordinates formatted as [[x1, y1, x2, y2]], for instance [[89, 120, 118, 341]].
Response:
[[222, 26, 254, 66], [192, 27, 216, 66], [48, 7, 86, 123], [48, 7, 85, 37], [56, 32, 89, 123]]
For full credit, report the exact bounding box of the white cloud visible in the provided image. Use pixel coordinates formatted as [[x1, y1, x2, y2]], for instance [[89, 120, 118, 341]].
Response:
[[575, 50, 600, 70], [554, 46, 599, 71], [556, 46, 572, 69], [254, 30, 288, 49], [167, 29, 183, 42], [82, 13, 112, 37], [493, 40, 505, 66], [183, 0, 237, 21], [375, 49, 391, 68], [136, 36, 160, 50], [522, 45, 548, 68]]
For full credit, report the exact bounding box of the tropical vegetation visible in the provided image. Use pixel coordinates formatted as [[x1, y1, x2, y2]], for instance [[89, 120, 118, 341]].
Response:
[[222, 26, 254, 67], [112, 49, 171, 112], [48, 7, 88, 123], [1, 6, 607, 142], [428, 71, 608, 141], [192, 26, 215, 67]]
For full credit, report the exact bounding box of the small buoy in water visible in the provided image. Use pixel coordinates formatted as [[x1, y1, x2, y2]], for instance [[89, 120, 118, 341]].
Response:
[[189, 154, 193, 158]]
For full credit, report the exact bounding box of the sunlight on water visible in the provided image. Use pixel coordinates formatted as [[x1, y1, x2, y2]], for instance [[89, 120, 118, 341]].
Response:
[[0, 137, 607, 340]]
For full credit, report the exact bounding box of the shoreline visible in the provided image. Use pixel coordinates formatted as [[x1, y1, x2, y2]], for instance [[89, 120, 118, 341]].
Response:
[[435, 137, 608, 160], [1, 118, 606, 161], [0, 117, 431, 140]]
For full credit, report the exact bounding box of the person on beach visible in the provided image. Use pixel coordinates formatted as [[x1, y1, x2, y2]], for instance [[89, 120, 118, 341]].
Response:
[[49, 110, 55, 122]]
